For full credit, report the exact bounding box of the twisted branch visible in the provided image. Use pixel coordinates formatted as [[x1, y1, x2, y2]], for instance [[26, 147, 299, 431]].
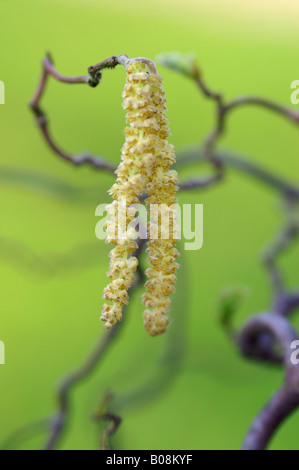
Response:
[[173, 56, 299, 450], [29, 54, 117, 173], [237, 314, 299, 450]]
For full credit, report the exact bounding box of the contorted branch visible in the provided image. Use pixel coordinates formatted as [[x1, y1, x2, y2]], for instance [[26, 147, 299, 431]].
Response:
[[29, 54, 160, 175], [29, 54, 117, 173], [217, 197, 299, 447], [164, 53, 299, 450], [237, 314, 299, 450], [263, 200, 299, 295], [194, 68, 299, 157], [176, 148, 299, 199]]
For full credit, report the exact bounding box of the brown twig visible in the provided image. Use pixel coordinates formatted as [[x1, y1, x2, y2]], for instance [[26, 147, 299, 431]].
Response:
[[29, 54, 117, 173]]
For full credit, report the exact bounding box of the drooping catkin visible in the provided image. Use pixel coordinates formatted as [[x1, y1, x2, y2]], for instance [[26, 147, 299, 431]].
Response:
[[101, 60, 168, 329], [142, 73, 180, 336]]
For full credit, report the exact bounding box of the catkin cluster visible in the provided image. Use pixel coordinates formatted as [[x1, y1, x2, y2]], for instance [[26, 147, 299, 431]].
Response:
[[101, 59, 179, 336]]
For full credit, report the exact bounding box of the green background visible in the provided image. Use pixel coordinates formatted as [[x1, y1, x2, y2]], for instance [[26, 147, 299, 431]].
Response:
[[0, 0, 299, 450]]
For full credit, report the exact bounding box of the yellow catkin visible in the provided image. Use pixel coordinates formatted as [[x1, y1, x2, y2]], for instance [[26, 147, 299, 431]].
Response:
[[142, 73, 180, 336], [101, 60, 168, 329]]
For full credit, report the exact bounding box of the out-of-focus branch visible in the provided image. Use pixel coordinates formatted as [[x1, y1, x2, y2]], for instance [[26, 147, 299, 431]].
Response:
[[90, 248, 188, 449], [224, 96, 299, 125], [42, 239, 145, 451], [1, 419, 50, 451], [98, 412, 122, 451], [92, 392, 122, 450], [0, 237, 104, 277], [219, 197, 299, 448], [243, 387, 299, 451], [159, 53, 299, 199], [274, 291, 299, 317], [1, 239, 146, 451], [262, 199, 299, 295], [236, 314, 299, 450], [43, 323, 121, 450], [179, 170, 223, 190], [0, 320, 122, 451], [0, 165, 111, 203], [177, 148, 299, 200], [156, 53, 299, 450], [194, 68, 299, 156], [237, 313, 297, 366]]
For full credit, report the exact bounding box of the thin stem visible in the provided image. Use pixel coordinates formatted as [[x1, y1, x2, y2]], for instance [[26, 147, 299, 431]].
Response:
[[183, 66, 299, 195], [29, 54, 116, 173], [42, 57, 90, 85], [179, 171, 223, 190], [242, 387, 299, 451], [225, 96, 299, 126], [263, 224, 299, 294], [177, 147, 299, 200]]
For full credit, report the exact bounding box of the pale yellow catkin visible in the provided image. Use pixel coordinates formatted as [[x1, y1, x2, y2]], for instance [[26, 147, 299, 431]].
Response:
[[101, 58, 179, 335], [142, 74, 180, 336], [101, 60, 171, 329]]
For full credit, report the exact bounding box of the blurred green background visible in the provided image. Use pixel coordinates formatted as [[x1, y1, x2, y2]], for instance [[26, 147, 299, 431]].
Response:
[[0, 0, 299, 450]]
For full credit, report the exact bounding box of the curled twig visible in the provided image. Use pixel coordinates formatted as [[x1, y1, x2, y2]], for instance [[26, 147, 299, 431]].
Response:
[[236, 313, 299, 450]]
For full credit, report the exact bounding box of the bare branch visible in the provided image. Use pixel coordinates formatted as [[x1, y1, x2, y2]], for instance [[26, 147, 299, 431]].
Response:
[[237, 314, 299, 449], [177, 147, 299, 200], [179, 170, 223, 190], [262, 200, 299, 295], [29, 54, 116, 173], [224, 96, 299, 126]]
